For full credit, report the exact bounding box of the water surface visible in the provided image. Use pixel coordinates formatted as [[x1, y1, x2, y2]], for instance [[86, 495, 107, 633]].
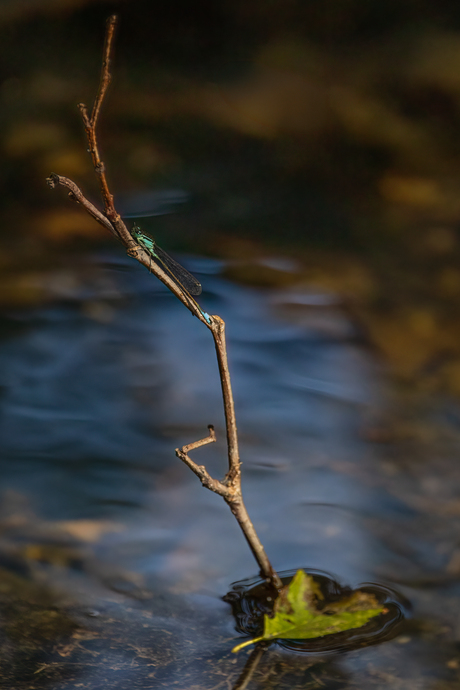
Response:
[[0, 252, 459, 689]]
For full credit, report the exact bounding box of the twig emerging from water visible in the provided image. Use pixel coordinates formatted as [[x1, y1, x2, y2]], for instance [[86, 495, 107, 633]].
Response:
[[232, 643, 269, 690], [46, 14, 281, 590]]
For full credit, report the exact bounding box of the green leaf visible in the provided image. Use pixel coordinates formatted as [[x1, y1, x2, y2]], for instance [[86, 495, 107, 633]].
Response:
[[232, 570, 385, 653]]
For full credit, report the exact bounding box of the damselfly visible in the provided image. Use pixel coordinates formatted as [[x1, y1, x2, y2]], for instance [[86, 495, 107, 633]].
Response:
[[131, 225, 202, 296]]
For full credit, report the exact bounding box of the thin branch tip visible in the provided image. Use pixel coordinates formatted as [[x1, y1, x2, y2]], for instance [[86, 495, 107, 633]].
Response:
[[46, 172, 59, 188]]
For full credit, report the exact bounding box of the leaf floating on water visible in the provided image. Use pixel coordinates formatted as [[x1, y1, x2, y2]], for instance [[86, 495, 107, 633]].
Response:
[[232, 570, 385, 652]]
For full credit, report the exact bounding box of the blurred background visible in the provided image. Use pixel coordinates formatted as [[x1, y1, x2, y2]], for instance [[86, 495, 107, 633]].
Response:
[[3, 0, 460, 384], [2, 1, 460, 688]]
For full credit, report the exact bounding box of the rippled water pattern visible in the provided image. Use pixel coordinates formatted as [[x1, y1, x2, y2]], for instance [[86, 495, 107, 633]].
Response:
[[0, 253, 459, 689]]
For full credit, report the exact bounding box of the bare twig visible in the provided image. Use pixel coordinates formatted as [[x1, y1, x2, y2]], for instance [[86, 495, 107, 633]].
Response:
[[212, 317, 240, 484], [176, 422, 282, 587], [90, 15, 116, 129], [46, 173, 212, 326], [179, 315, 281, 586], [176, 426, 222, 489], [46, 173, 115, 235], [176, 427, 227, 493], [47, 14, 282, 590], [78, 14, 117, 218], [179, 424, 217, 454]]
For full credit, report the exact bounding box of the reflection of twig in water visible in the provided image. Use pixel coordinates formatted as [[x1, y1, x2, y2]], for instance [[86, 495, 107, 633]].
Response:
[[46, 14, 282, 591], [232, 643, 269, 690]]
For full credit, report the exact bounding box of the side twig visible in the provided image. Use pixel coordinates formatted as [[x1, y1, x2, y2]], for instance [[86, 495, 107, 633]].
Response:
[[46, 173, 115, 235], [47, 14, 281, 590]]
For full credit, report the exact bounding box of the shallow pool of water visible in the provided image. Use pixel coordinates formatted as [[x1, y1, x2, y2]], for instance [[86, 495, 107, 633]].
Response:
[[0, 252, 459, 689]]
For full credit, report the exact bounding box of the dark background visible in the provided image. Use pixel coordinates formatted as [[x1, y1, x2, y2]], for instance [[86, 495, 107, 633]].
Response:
[[2, 0, 460, 388], [4, 0, 460, 394], [1, 3, 460, 689]]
